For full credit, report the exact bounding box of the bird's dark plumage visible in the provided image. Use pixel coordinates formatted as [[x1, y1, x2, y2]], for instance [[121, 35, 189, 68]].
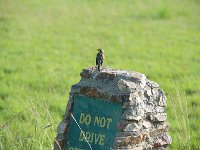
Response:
[[96, 48, 104, 71]]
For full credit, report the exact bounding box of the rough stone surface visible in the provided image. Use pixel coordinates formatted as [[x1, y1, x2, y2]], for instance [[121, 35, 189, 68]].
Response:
[[54, 67, 171, 150]]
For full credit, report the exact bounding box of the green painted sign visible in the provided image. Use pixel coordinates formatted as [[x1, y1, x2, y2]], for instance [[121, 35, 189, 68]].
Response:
[[66, 96, 122, 150]]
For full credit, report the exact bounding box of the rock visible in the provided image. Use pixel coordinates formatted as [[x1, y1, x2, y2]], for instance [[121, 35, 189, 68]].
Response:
[[132, 146, 143, 150], [147, 80, 159, 88], [123, 115, 142, 122], [123, 123, 141, 132], [153, 113, 167, 122], [57, 122, 67, 134], [122, 106, 144, 121], [80, 69, 92, 79], [114, 134, 143, 147], [157, 122, 169, 130], [129, 92, 143, 103], [118, 79, 131, 93], [146, 90, 152, 96], [152, 135, 172, 148], [97, 72, 116, 80], [144, 104, 154, 113], [143, 120, 152, 129], [80, 86, 100, 97], [158, 90, 167, 106], [156, 106, 165, 113], [54, 67, 171, 150]]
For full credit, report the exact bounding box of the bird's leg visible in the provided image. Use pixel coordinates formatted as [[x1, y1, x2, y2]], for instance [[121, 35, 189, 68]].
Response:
[[95, 65, 99, 71], [98, 64, 100, 71]]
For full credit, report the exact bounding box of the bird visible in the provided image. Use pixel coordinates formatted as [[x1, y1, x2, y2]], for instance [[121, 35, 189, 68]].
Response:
[[96, 48, 104, 71]]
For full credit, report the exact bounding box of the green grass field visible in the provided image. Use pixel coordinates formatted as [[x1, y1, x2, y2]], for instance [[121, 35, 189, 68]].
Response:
[[0, 0, 200, 149]]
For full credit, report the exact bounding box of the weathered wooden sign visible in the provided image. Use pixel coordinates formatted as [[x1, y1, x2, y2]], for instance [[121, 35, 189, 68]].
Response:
[[66, 96, 122, 150]]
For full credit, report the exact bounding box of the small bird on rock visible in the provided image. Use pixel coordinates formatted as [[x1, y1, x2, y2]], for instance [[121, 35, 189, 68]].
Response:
[[96, 48, 104, 71]]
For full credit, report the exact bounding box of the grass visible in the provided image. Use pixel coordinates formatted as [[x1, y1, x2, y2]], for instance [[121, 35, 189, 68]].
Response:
[[0, 0, 200, 149]]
